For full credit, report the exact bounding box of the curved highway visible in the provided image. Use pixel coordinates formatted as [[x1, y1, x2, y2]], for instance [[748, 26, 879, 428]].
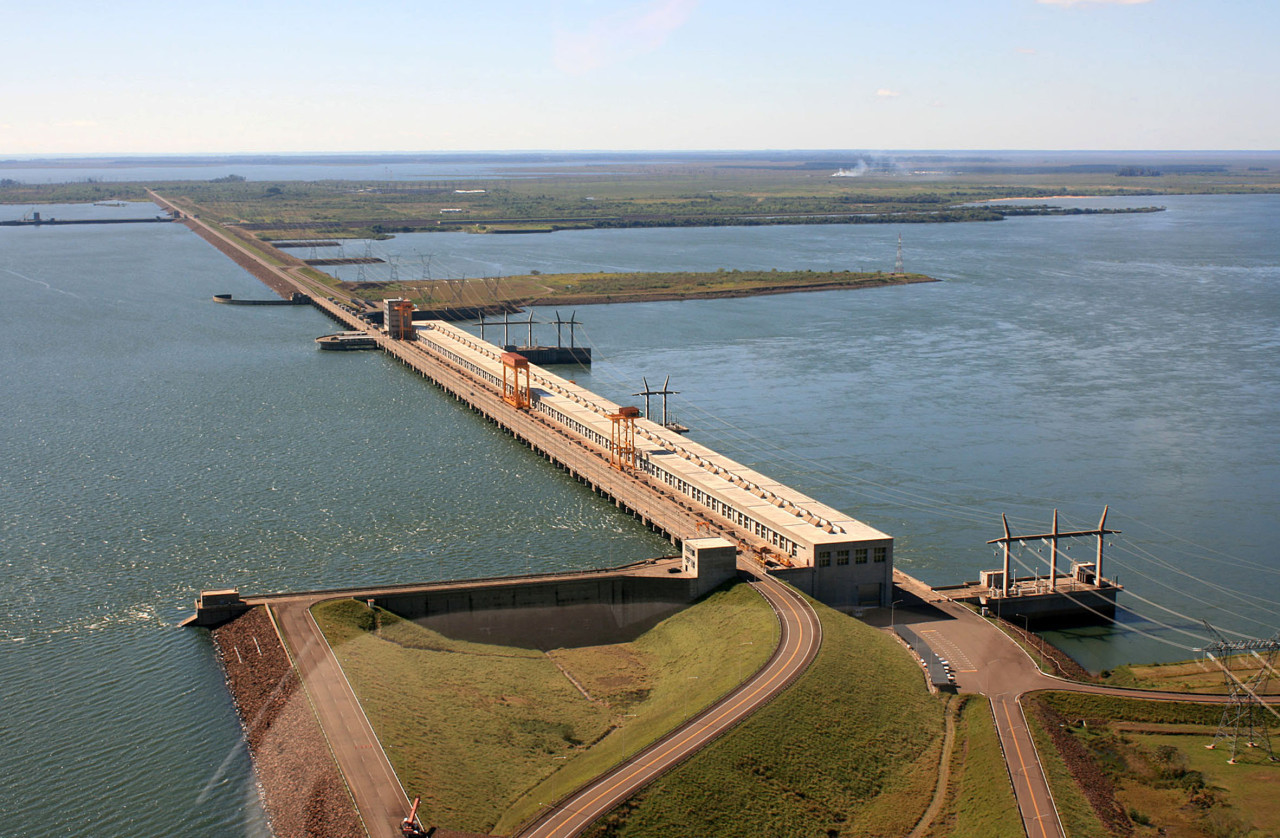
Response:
[[514, 570, 822, 838], [260, 569, 820, 838]]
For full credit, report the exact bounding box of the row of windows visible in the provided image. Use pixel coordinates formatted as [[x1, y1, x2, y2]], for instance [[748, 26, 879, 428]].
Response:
[[425, 327, 891, 574], [816, 545, 889, 568], [638, 455, 799, 557], [535, 400, 609, 449], [421, 336, 501, 389]]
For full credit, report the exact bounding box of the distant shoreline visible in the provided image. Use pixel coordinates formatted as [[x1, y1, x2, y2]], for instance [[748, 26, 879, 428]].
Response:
[[979, 194, 1098, 201]]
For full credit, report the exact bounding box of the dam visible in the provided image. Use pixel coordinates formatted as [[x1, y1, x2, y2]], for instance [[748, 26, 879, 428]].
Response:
[[155, 186, 1122, 621]]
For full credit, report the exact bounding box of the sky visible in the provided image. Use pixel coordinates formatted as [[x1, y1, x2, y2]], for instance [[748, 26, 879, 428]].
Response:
[[3, 0, 1276, 154]]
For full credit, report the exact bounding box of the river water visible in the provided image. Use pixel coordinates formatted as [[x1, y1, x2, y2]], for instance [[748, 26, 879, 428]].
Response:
[[1, 195, 1276, 835]]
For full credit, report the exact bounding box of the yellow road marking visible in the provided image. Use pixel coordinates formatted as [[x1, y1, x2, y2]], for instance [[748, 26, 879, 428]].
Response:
[[1001, 699, 1050, 838]]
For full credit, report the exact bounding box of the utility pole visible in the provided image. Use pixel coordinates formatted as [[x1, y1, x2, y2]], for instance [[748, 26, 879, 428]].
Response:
[[551, 311, 580, 348], [633, 376, 684, 431], [1199, 622, 1280, 763], [987, 508, 1119, 593]]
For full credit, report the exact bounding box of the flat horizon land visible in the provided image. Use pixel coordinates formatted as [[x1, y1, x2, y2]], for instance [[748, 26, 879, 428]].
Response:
[[8, 149, 1273, 309], [4, 151, 1278, 225]]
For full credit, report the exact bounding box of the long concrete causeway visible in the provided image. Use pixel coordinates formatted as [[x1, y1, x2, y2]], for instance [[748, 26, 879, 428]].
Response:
[[164, 193, 1270, 838]]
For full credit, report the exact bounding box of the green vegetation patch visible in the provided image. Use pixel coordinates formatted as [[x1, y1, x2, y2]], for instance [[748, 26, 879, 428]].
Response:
[[1026, 690, 1278, 837], [340, 269, 935, 309], [0, 180, 150, 203], [1100, 654, 1280, 695], [1128, 733, 1280, 836], [312, 582, 777, 835], [584, 596, 945, 838], [1024, 695, 1114, 838], [924, 696, 1023, 838], [517, 269, 934, 305], [1040, 691, 1225, 727]]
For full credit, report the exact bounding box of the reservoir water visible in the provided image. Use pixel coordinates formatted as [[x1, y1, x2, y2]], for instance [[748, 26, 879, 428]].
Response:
[[2, 195, 1276, 835]]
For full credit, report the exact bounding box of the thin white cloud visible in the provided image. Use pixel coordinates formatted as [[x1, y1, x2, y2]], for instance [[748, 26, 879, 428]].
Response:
[[1037, 0, 1152, 6], [555, 0, 698, 75], [876, 89, 900, 98], [1017, 47, 1037, 54]]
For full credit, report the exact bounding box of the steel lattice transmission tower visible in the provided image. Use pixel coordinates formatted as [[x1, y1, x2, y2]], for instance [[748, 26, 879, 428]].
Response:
[[894, 233, 904, 275], [1198, 621, 1280, 763]]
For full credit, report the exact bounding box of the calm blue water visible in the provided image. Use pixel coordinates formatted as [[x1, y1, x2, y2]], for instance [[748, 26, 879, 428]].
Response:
[[2, 195, 1277, 834], [0, 209, 672, 836], [329, 194, 1280, 670]]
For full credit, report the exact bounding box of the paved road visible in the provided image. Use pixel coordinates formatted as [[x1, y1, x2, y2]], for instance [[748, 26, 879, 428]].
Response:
[[513, 570, 821, 838], [261, 567, 819, 838], [895, 592, 1277, 838], [270, 598, 410, 838], [898, 597, 1066, 838]]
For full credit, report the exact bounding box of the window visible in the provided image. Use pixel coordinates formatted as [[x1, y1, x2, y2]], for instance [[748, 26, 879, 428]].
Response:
[[818, 550, 831, 567], [855, 548, 868, 564], [836, 549, 849, 565], [874, 546, 887, 563]]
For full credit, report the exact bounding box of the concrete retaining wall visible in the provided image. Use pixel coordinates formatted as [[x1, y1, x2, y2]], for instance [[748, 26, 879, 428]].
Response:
[[373, 574, 702, 649]]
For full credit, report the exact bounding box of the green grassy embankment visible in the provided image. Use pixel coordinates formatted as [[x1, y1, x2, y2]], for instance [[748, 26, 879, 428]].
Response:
[[312, 581, 777, 835], [923, 696, 1023, 838], [1024, 691, 1277, 837], [584, 596, 948, 838], [1024, 694, 1114, 838]]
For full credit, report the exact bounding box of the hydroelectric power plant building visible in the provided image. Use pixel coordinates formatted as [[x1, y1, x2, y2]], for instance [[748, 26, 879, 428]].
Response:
[[414, 320, 895, 609]]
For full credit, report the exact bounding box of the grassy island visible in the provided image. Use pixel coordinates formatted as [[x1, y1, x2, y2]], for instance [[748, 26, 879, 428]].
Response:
[[332, 268, 937, 309]]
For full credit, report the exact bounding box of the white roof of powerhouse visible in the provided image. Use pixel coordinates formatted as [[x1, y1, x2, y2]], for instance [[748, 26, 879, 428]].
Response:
[[420, 321, 891, 547]]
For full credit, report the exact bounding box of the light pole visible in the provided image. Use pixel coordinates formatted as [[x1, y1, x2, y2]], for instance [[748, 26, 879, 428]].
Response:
[[622, 713, 637, 759], [545, 754, 568, 810], [890, 599, 904, 634], [1018, 614, 1041, 656]]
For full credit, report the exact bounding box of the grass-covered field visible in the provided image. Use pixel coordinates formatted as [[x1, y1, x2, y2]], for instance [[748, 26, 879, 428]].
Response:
[[1025, 691, 1278, 837], [130, 174, 1173, 238], [922, 696, 1024, 838], [1128, 733, 1280, 836], [583, 596, 949, 838], [510, 269, 934, 305], [1099, 653, 1280, 695], [311, 582, 778, 835]]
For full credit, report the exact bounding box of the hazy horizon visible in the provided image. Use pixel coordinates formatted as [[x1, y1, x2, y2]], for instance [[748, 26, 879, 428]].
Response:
[[4, 0, 1276, 156], [4, 148, 1277, 162]]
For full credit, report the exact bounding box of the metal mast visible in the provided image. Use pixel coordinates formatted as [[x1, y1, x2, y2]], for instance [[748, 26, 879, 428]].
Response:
[[633, 376, 684, 431], [1199, 622, 1280, 763], [986, 508, 1119, 593], [894, 233, 904, 274]]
